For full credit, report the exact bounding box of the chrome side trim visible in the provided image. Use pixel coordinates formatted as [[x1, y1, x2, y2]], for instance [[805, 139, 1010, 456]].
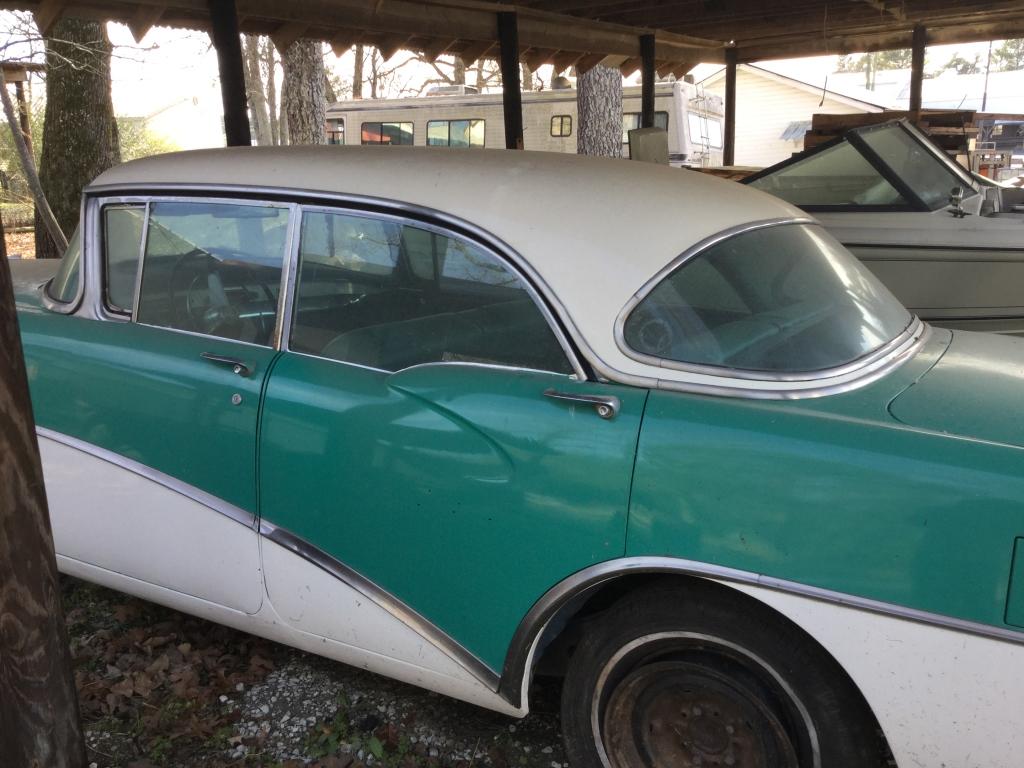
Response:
[[258, 521, 501, 691], [499, 555, 1024, 708], [34, 426, 256, 529], [612, 218, 924, 386]]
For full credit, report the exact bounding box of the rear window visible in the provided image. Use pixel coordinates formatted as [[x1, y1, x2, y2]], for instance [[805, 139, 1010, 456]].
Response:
[[622, 223, 912, 373]]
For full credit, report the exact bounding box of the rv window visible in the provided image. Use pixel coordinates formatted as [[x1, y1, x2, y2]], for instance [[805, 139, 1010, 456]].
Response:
[[361, 122, 414, 145], [623, 111, 668, 144], [427, 119, 486, 148], [687, 113, 723, 149], [327, 118, 345, 145], [551, 115, 572, 138]]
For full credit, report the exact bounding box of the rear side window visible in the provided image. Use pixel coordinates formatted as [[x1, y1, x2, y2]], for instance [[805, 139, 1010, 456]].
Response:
[[134, 201, 289, 345], [290, 209, 572, 375]]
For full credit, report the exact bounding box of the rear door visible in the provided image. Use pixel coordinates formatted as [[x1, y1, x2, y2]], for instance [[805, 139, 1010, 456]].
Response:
[[258, 207, 647, 674]]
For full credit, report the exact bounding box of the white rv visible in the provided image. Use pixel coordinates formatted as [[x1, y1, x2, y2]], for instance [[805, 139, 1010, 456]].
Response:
[[325, 80, 724, 167]]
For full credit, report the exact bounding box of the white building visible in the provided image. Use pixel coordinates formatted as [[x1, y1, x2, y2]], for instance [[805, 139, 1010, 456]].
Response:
[[699, 64, 885, 167]]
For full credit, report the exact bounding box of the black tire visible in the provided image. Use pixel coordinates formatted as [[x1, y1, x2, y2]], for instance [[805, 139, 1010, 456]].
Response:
[[560, 579, 887, 768]]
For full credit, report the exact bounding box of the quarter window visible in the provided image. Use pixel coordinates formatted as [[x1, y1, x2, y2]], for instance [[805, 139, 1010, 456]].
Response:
[[623, 111, 669, 144], [103, 205, 146, 313], [551, 115, 572, 137], [290, 209, 572, 374], [427, 119, 485, 148], [135, 201, 289, 346], [45, 225, 82, 304], [361, 122, 413, 145]]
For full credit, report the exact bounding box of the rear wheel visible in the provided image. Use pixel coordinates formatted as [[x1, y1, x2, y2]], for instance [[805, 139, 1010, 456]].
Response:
[[560, 580, 886, 768]]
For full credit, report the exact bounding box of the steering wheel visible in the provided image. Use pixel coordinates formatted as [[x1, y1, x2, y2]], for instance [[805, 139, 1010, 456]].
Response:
[[168, 249, 277, 342]]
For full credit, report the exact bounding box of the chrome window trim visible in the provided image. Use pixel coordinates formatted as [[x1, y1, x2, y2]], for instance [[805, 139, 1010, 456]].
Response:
[[84, 182, 590, 377], [80, 183, 926, 399], [498, 555, 1024, 709], [95, 201, 149, 317], [258, 520, 501, 690], [35, 426, 256, 529], [613, 218, 923, 384], [272, 203, 302, 350], [282, 202, 586, 380]]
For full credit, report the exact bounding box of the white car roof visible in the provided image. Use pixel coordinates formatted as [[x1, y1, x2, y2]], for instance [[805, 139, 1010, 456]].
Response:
[[91, 146, 818, 393]]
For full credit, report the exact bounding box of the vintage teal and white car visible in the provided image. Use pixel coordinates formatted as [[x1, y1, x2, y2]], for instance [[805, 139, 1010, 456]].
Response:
[[11, 147, 1024, 768]]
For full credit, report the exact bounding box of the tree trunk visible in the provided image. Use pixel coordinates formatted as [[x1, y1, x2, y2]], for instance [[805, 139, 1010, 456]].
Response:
[[242, 34, 273, 146], [0, 257, 86, 768], [353, 44, 364, 98], [521, 62, 532, 91], [577, 64, 622, 158], [280, 39, 325, 145], [33, 18, 120, 259], [453, 56, 466, 86], [264, 39, 280, 144]]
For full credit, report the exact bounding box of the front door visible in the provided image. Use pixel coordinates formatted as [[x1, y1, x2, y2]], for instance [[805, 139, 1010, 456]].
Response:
[[258, 207, 646, 675], [30, 197, 291, 614]]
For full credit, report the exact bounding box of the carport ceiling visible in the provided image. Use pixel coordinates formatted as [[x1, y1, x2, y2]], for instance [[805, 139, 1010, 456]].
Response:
[[6, 0, 1024, 74], [519, 0, 1024, 60]]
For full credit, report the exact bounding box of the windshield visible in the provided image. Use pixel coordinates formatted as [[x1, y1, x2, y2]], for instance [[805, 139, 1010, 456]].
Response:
[[45, 225, 82, 304], [622, 223, 912, 373], [747, 122, 976, 212]]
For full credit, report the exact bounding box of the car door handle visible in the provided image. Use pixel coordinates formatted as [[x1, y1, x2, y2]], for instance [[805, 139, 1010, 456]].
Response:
[[543, 388, 620, 420], [200, 352, 252, 377]]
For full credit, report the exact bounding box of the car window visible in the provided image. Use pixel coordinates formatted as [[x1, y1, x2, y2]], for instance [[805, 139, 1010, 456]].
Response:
[[46, 225, 82, 304], [623, 223, 911, 373], [134, 201, 289, 345], [290, 209, 573, 375], [104, 205, 146, 313], [747, 140, 908, 208]]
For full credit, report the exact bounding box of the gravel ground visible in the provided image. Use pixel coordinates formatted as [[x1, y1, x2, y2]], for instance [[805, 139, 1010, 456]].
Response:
[[62, 576, 567, 768]]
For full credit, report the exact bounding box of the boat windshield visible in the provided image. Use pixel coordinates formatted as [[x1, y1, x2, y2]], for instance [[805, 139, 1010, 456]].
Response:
[[747, 121, 977, 212]]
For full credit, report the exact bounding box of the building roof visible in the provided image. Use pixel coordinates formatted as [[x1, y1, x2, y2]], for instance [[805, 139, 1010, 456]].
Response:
[[699, 63, 887, 112], [90, 145, 804, 388]]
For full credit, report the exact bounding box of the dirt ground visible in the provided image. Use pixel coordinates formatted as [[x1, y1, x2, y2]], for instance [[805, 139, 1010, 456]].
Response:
[[62, 577, 567, 768], [6, 228, 35, 258]]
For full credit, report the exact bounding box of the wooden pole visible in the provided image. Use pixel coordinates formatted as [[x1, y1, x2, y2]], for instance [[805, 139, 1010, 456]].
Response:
[[909, 24, 926, 118], [723, 47, 737, 166], [640, 33, 655, 129], [497, 11, 523, 150], [207, 0, 252, 146], [0, 71, 66, 253], [0, 257, 86, 768]]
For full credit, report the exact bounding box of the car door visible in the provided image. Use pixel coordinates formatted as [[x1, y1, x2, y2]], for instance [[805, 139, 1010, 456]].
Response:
[[258, 207, 647, 676], [30, 196, 293, 614]]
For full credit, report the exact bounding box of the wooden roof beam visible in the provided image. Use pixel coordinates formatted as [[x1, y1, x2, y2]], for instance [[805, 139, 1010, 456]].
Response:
[[860, 0, 906, 21], [270, 20, 307, 51], [34, 0, 65, 35]]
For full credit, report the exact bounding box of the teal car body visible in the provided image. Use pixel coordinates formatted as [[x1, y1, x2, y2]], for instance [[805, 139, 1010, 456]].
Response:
[[12, 146, 1024, 767]]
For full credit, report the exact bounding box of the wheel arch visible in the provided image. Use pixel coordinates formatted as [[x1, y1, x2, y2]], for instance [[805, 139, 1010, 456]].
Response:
[[499, 557, 890, 758]]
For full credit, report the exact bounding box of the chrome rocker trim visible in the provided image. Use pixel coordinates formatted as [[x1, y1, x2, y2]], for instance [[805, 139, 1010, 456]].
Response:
[[258, 521, 501, 690], [498, 555, 1024, 709], [35, 427, 256, 529]]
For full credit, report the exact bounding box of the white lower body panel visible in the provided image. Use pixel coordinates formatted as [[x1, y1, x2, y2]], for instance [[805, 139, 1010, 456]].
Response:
[[41, 435, 263, 614], [728, 582, 1024, 768]]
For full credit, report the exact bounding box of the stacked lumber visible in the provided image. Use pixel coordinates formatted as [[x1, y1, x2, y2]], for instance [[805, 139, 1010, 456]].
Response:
[[803, 110, 978, 154]]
